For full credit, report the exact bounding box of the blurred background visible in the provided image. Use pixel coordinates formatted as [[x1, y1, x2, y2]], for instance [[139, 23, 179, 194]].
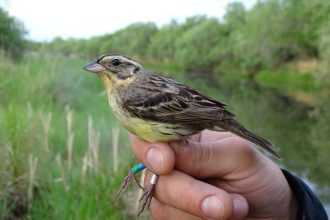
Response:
[[0, 0, 329, 219]]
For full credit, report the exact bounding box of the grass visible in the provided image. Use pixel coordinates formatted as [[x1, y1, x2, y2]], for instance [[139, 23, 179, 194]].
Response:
[[0, 53, 139, 219]]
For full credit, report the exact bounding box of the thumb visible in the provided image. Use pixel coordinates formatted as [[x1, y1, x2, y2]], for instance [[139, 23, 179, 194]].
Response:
[[170, 135, 260, 179]]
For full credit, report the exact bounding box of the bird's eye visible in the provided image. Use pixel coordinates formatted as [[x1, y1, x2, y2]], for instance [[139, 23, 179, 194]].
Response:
[[111, 59, 121, 66]]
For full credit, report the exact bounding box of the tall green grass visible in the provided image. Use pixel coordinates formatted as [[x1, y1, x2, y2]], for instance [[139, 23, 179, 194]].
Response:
[[0, 53, 140, 219]]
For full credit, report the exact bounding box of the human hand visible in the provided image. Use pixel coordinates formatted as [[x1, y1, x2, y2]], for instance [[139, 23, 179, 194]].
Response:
[[130, 130, 298, 220]]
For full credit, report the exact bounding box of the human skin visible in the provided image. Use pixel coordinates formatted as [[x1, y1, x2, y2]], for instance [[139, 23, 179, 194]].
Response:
[[130, 130, 298, 220]]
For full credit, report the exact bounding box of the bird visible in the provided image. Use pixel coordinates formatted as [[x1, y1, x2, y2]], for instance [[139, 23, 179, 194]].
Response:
[[83, 52, 280, 215]]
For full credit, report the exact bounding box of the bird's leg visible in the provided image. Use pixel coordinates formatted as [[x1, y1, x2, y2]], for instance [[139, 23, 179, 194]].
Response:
[[138, 173, 158, 216], [112, 162, 146, 204]]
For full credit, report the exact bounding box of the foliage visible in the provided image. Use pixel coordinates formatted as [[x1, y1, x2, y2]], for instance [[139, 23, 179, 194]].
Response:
[[147, 20, 181, 60], [106, 22, 158, 57], [282, 0, 330, 57], [318, 16, 330, 86], [174, 18, 228, 72], [0, 7, 26, 59], [231, 0, 285, 72]]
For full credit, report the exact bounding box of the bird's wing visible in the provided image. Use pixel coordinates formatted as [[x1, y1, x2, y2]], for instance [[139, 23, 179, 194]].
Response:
[[122, 74, 234, 124]]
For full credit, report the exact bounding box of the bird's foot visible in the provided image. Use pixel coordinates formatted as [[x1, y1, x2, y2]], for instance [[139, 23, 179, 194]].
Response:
[[137, 173, 158, 216], [112, 163, 146, 204]]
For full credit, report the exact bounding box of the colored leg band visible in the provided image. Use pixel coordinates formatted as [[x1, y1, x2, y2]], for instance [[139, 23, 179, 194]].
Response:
[[131, 163, 146, 174]]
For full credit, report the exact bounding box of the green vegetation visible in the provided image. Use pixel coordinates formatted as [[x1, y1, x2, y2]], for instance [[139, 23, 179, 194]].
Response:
[[0, 7, 26, 59], [1, 0, 330, 218], [0, 54, 136, 219]]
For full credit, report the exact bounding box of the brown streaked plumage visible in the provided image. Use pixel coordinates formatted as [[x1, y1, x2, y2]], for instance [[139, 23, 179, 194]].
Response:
[[84, 53, 280, 158]]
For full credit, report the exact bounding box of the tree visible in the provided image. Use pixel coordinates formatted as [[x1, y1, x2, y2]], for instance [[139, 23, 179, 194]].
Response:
[[147, 20, 180, 60], [0, 7, 26, 59], [232, 0, 285, 73], [106, 22, 158, 57], [174, 17, 228, 72], [224, 1, 246, 31], [282, 0, 330, 57]]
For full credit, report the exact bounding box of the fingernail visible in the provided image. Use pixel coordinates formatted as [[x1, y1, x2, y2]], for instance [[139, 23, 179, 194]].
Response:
[[233, 197, 248, 217], [201, 195, 224, 219], [146, 147, 164, 172]]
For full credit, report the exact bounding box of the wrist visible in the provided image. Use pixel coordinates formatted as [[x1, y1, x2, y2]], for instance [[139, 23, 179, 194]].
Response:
[[259, 161, 299, 220], [281, 170, 302, 220], [284, 189, 299, 220]]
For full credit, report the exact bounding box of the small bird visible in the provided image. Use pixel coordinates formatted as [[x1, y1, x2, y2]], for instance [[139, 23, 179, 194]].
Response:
[[83, 53, 280, 215]]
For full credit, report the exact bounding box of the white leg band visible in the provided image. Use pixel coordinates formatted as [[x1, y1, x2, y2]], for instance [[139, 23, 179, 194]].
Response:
[[150, 174, 158, 185]]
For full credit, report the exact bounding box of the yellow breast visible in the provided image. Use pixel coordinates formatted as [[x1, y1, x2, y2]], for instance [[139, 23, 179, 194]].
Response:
[[107, 91, 194, 142]]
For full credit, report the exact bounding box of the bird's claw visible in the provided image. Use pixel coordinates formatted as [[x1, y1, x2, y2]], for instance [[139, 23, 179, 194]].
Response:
[[112, 171, 144, 205], [137, 183, 154, 216], [137, 173, 158, 216]]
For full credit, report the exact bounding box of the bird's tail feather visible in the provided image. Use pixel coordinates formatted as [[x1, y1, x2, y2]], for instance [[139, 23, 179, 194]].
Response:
[[214, 119, 281, 159]]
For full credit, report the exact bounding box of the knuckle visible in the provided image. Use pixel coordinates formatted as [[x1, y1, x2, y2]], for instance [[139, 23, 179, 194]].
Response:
[[175, 178, 197, 213], [193, 145, 212, 174], [231, 135, 247, 146]]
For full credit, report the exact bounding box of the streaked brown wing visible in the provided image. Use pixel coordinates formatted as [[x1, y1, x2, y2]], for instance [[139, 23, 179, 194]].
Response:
[[122, 74, 234, 124]]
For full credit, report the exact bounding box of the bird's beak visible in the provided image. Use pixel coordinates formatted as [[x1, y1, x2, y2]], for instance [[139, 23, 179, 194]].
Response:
[[83, 60, 106, 73]]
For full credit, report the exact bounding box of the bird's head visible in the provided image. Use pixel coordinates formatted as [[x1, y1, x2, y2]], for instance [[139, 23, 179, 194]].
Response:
[[83, 53, 142, 85]]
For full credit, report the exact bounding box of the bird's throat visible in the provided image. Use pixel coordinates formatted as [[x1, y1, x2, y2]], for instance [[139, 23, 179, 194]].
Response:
[[98, 73, 114, 92]]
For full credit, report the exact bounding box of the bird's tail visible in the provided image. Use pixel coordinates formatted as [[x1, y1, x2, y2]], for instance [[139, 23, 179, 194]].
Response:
[[214, 119, 281, 159]]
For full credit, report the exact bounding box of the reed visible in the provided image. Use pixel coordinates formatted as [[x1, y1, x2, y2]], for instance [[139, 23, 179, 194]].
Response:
[[65, 106, 74, 173], [40, 112, 52, 153], [82, 115, 101, 178], [55, 154, 69, 192]]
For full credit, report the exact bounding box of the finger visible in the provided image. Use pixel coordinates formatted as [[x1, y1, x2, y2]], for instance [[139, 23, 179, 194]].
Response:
[[170, 135, 262, 179], [150, 199, 203, 220], [150, 194, 248, 220], [229, 194, 249, 220], [129, 134, 175, 174], [145, 170, 234, 220]]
